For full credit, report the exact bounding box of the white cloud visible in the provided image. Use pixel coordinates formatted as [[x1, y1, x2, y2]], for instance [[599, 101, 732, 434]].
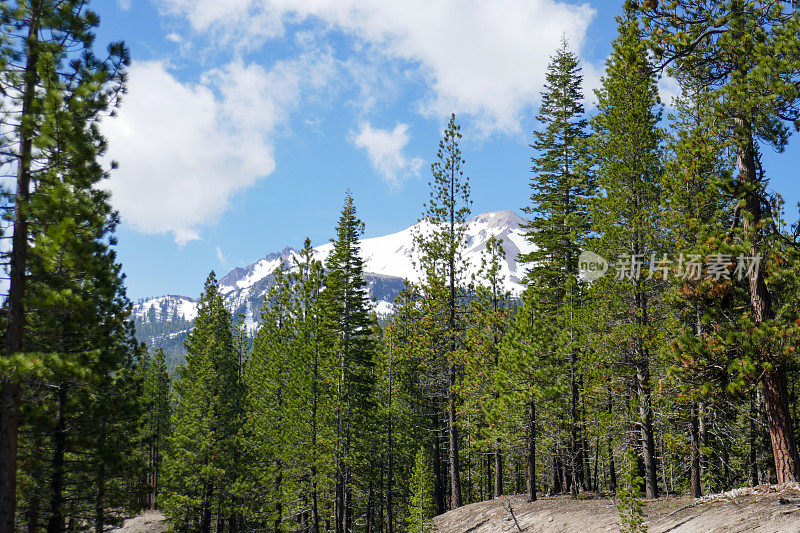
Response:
[[216, 246, 226, 264], [353, 123, 422, 188], [118, 0, 132, 10], [165, 32, 182, 43], [658, 74, 681, 108], [157, 0, 596, 133], [103, 54, 334, 244]]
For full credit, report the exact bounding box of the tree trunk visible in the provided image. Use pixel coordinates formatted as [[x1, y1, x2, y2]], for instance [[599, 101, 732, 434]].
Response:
[[749, 390, 759, 487], [200, 481, 212, 533], [385, 352, 393, 533], [637, 361, 659, 499], [95, 418, 107, 533], [569, 350, 583, 497], [276, 465, 283, 533], [47, 387, 68, 533], [736, 118, 799, 483], [344, 486, 353, 533], [494, 441, 503, 498], [526, 401, 536, 502], [442, 379, 460, 510], [607, 387, 617, 493], [763, 366, 799, 483], [549, 446, 562, 495], [431, 413, 445, 515], [1, 5, 42, 529], [447, 367, 462, 509], [365, 483, 374, 533], [486, 451, 492, 499], [690, 402, 702, 498]]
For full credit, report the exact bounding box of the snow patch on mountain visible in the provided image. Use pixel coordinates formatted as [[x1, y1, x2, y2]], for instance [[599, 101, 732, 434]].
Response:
[[305, 209, 532, 294], [134, 295, 198, 323]]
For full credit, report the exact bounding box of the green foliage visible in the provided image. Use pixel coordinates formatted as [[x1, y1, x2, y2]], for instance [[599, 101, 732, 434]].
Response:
[[522, 36, 593, 286], [0, 2, 141, 530], [407, 447, 436, 533], [585, 10, 666, 499], [615, 450, 647, 533], [160, 272, 243, 532], [138, 349, 171, 508]]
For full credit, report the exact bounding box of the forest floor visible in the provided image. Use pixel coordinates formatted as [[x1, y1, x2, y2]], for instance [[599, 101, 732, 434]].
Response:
[[433, 483, 800, 533]]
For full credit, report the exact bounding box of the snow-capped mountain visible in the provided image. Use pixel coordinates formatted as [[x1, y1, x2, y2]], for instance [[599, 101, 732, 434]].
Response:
[[133, 210, 533, 361]]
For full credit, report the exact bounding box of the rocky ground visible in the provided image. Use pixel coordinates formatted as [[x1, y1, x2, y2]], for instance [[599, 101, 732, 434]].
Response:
[[110, 509, 167, 533], [433, 483, 800, 533], [111, 483, 800, 532]]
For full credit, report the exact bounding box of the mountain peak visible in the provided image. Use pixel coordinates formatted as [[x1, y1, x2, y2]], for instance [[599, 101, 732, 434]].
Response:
[[469, 210, 524, 229], [134, 208, 536, 354]]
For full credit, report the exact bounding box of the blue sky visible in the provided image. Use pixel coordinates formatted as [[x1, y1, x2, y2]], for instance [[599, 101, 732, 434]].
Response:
[[94, 0, 800, 301]]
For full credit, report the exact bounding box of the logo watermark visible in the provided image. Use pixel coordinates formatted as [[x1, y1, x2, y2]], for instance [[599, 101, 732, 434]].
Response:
[[578, 251, 609, 282], [578, 252, 761, 282]]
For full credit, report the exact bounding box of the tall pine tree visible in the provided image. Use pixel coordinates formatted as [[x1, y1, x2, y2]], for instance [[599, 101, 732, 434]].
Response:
[[324, 193, 378, 533], [0, 2, 128, 526], [520, 36, 593, 497], [588, 11, 665, 499], [415, 114, 471, 510]]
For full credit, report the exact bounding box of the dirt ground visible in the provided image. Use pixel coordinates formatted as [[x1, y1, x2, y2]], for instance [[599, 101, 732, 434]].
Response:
[[433, 483, 800, 533]]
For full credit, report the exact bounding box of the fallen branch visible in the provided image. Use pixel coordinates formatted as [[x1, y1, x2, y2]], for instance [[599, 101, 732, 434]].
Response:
[[501, 497, 523, 533]]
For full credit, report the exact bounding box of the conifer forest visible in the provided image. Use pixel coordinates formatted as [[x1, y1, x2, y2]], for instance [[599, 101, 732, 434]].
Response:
[[2, 1, 800, 532]]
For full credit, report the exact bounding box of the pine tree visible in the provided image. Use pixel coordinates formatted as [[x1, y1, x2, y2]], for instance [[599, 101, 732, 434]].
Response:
[[493, 290, 561, 502], [521, 36, 593, 497], [0, 2, 129, 526], [642, 0, 800, 484], [139, 350, 171, 509], [415, 113, 471, 510], [382, 282, 444, 527], [240, 265, 293, 530], [615, 450, 646, 533], [160, 273, 242, 533], [588, 11, 665, 499], [659, 77, 738, 498], [407, 447, 435, 533], [323, 192, 377, 533], [460, 236, 511, 500], [288, 239, 337, 533]]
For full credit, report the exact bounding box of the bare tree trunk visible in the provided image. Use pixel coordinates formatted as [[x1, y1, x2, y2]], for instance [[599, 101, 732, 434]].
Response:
[[690, 402, 702, 498], [526, 401, 536, 502], [494, 441, 503, 497], [447, 374, 462, 508], [763, 367, 798, 483], [431, 413, 445, 515], [569, 350, 583, 497], [549, 446, 562, 495], [607, 387, 617, 493], [366, 483, 374, 533], [385, 405, 393, 533], [200, 482, 212, 533], [636, 358, 658, 499], [485, 452, 491, 499], [1, 5, 42, 529]]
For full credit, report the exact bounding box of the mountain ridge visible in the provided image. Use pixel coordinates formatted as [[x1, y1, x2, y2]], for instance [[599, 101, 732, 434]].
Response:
[[133, 210, 533, 365]]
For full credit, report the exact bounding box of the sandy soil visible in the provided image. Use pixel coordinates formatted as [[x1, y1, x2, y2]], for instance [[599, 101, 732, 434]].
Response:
[[433, 483, 800, 533]]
